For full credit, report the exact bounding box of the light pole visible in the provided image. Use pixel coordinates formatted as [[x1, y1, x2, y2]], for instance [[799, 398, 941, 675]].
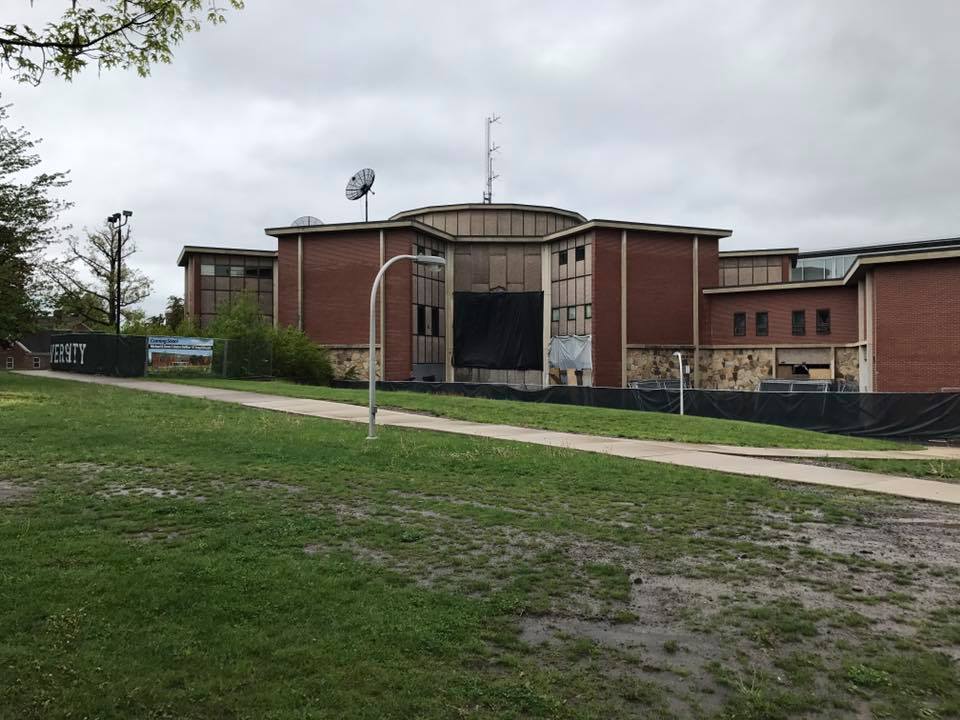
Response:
[[106, 210, 133, 335], [368, 253, 446, 439], [674, 350, 685, 416]]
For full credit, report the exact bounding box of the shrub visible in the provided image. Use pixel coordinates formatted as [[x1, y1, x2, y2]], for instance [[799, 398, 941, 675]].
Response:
[[272, 326, 333, 385]]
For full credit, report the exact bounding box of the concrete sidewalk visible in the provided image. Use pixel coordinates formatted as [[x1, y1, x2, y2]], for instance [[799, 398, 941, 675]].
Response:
[[20, 371, 960, 506]]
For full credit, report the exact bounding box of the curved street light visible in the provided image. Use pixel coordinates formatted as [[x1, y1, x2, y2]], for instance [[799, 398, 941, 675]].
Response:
[[368, 254, 447, 439]]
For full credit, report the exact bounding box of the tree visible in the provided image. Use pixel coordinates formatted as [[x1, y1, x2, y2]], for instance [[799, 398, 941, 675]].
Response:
[[1, 1, 244, 85], [165, 295, 184, 328], [44, 223, 153, 329], [0, 103, 70, 338]]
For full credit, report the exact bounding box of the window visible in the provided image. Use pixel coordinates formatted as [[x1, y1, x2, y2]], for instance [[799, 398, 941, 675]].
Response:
[[559, 250, 568, 266], [5, 357, 13, 369], [32, 356, 41, 369], [792, 310, 806, 336], [584, 303, 592, 319], [214, 265, 230, 276], [756, 311, 768, 337], [416, 304, 425, 335], [733, 312, 746, 337], [574, 246, 585, 262], [431, 307, 440, 337], [200, 264, 214, 276], [416, 245, 425, 255], [567, 306, 576, 321], [816, 308, 831, 335], [551, 308, 560, 322], [229, 266, 244, 277]]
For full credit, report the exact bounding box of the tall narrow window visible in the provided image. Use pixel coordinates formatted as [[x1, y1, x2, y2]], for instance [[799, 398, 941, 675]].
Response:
[[756, 311, 769, 337], [567, 306, 577, 321], [792, 310, 806, 336], [33, 356, 41, 368], [416, 305, 426, 336], [574, 246, 585, 262], [584, 304, 592, 319], [733, 312, 747, 337], [431, 307, 440, 337], [551, 308, 560, 322], [559, 250, 568, 266], [5, 357, 13, 369], [816, 308, 831, 335]]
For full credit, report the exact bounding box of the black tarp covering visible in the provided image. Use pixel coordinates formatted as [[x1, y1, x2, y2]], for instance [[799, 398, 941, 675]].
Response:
[[50, 333, 146, 377], [331, 379, 960, 441], [453, 291, 543, 370]]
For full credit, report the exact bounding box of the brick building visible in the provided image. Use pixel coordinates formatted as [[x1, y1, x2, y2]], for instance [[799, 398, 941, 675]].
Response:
[[179, 203, 960, 392]]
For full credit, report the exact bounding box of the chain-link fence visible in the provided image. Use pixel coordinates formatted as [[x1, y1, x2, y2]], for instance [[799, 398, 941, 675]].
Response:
[[144, 336, 272, 379]]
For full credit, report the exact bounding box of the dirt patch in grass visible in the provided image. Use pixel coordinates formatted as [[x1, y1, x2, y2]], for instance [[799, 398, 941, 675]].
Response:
[[0, 480, 34, 503]]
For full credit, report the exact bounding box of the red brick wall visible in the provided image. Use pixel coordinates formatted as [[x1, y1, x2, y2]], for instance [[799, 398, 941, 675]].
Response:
[[275, 228, 417, 381], [276, 236, 299, 329], [873, 259, 960, 391], [698, 237, 719, 344], [706, 285, 858, 345], [0, 347, 48, 370], [592, 229, 622, 387], [625, 231, 694, 346], [298, 230, 381, 345], [383, 229, 414, 381]]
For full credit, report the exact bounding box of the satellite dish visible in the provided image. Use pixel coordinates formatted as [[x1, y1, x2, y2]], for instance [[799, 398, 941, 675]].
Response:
[[345, 167, 376, 221], [291, 215, 323, 227]]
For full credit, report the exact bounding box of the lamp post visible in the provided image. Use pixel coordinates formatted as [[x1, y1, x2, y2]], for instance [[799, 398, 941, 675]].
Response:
[[106, 210, 133, 335], [674, 350, 685, 416], [368, 253, 446, 439]]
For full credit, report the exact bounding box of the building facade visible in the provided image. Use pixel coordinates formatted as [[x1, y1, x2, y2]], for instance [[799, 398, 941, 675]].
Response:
[[179, 203, 960, 392]]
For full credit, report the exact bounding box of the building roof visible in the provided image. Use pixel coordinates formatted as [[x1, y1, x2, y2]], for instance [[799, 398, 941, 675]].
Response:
[[544, 219, 733, 241], [177, 246, 278, 267], [263, 219, 456, 242], [719, 247, 798, 258], [389, 203, 587, 223], [798, 236, 960, 259]]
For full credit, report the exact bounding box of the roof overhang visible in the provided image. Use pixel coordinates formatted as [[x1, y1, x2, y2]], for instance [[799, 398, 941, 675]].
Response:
[[703, 279, 847, 295], [177, 245, 278, 267], [719, 247, 798, 258], [544, 219, 732, 242], [389, 203, 587, 223], [264, 219, 455, 242], [844, 247, 960, 282]]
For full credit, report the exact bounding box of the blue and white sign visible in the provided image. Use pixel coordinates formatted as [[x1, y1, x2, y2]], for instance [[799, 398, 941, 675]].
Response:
[[147, 336, 214, 371]]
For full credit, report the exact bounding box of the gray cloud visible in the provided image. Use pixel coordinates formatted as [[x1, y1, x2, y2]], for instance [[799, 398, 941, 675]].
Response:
[[4, 0, 959, 314]]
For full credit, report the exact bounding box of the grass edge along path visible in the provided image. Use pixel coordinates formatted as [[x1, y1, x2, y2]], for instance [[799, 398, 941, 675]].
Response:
[[160, 376, 911, 451]]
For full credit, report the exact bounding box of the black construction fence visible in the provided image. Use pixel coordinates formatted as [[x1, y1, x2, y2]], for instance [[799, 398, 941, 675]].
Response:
[[332, 379, 960, 441], [49, 333, 272, 379]]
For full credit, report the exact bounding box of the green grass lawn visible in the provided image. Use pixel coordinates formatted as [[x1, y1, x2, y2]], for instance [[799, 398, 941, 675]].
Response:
[[2, 372, 959, 719], [160, 376, 910, 451], [799, 458, 960, 484]]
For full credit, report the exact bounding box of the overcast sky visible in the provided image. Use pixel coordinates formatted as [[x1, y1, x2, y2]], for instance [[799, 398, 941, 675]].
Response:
[[5, 1, 960, 315]]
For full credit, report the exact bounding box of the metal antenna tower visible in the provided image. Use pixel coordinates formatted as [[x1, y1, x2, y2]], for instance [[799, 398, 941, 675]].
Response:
[[483, 114, 501, 203]]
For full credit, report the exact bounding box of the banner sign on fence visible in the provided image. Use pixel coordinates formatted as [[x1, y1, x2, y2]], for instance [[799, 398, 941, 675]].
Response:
[[147, 336, 214, 373], [50, 333, 147, 377]]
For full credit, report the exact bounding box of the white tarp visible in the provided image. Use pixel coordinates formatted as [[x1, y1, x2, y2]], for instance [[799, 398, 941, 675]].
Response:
[[548, 334, 592, 370]]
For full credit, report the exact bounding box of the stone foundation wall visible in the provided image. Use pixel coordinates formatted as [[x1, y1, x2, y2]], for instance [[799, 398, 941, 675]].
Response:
[[698, 348, 774, 390], [625, 348, 681, 382], [834, 346, 860, 384], [327, 345, 381, 380]]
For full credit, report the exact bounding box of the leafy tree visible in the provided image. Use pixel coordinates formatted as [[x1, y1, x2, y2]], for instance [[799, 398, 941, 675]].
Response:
[[272, 325, 333, 386], [1, 1, 244, 85], [121, 308, 166, 335], [44, 223, 153, 329], [0, 103, 70, 338], [49, 289, 110, 331], [165, 295, 184, 329]]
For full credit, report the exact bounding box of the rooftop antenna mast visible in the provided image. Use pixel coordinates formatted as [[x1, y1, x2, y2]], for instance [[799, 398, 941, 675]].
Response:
[[483, 114, 501, 203]]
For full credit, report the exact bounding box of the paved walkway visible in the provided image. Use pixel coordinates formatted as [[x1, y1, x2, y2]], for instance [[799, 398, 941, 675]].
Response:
[[22, 371, 960, 505]]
